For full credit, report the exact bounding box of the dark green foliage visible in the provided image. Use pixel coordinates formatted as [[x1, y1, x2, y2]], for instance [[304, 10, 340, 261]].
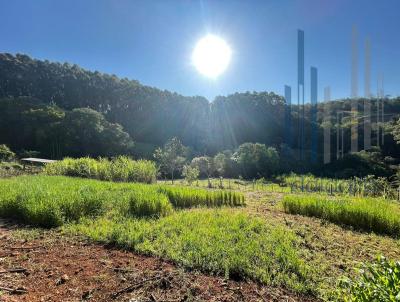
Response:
[[321, 148, 394, 178], [0, 97, 134, 158], [0, 54, 400, 176], [0, 144, 15, 161], [339, 256, 400, 301], [234, 143, 280, 178], [392, 118, 400, 145]]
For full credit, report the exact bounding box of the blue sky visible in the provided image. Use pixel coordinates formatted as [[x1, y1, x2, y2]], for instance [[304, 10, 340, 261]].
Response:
[[1, 0, 399, 101]]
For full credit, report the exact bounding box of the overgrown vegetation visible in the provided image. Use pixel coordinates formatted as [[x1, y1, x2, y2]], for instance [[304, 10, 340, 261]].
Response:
[[339, 255, 400, 301], [44, 156, 157, 184], [282, 194, 400, 237], [280, 173, 398, 199], [0, 175, 244, 227]]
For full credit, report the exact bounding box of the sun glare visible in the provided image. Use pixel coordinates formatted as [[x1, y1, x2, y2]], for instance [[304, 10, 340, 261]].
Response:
[[192, 34, 232, 78]]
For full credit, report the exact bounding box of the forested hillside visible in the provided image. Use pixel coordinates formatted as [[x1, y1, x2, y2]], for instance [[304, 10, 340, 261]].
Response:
[[1, 53, 400, 175]]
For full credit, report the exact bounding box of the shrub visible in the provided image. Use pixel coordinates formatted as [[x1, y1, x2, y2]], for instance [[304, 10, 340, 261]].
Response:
[[0, 144, 15, 161], [339, 255, 400, 302], [182, 165, 199, 185]]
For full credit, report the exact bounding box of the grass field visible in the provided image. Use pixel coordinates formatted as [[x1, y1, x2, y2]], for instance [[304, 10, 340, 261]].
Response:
[[0, 175, 244, 227], [1, 173, 400, 300], [0, 175, 311, 294], [69, 209, 310, 292]]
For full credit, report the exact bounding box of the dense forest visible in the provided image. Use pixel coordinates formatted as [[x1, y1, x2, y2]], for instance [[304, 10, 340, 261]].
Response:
[[1, 53, 400, 178]]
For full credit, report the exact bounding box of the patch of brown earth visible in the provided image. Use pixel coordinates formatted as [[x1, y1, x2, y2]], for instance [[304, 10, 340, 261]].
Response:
[[0, 219, 318, 302]]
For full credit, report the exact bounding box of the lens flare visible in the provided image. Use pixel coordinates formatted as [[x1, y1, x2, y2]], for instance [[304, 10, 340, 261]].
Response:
[[192, 34, 232, 78]]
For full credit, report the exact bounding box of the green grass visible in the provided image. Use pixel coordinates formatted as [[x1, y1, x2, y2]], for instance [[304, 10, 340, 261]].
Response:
[[44, 156, 157, 184], [0, 174, 310, 293], [282, 194, 400, 237], [0, 175, 244, 227], [68, 209, 311, 293], [159, 185, 245, 208], [279, 173, 396, 198]]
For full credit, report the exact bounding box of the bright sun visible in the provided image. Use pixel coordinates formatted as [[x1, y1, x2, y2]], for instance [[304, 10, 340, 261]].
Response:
[[192, 34, 231, 78]]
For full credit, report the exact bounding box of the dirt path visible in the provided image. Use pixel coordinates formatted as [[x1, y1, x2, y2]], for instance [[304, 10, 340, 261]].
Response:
[[0, 219, 317, 302]]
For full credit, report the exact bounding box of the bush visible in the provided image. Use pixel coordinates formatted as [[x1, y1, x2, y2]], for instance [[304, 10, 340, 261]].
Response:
[[0, 144, 15, 161], [44, 156, 157, 183], [182, 165, 199, 185], [339, 255, 400, 302]]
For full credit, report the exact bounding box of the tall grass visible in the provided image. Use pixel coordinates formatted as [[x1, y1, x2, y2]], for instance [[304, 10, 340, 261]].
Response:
[[44, 156, 157, 183], [282, 194, 400, 237], [279, 173, 396, 199], [69, 209, 310, 293], [159, 186, 245, 208], [0, 175, 243, 227]]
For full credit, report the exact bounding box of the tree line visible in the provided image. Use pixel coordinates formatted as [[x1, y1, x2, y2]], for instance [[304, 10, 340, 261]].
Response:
[[1, 53, 400, 178]]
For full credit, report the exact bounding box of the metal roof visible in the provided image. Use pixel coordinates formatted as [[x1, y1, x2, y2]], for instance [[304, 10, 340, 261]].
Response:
[[21, 158, 57, 164]]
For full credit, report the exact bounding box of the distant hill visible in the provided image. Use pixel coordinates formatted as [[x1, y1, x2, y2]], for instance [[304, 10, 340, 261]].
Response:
[[0, 53, 399, 165]]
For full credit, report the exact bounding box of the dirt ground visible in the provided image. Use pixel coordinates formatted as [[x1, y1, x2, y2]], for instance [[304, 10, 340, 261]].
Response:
[[0, 219, 318, 302]]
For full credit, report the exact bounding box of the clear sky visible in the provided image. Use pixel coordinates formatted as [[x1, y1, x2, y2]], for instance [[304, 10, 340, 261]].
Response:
[[1, 0, 399, 101]]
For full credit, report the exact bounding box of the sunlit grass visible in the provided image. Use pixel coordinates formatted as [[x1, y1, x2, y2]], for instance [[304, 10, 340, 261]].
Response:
[[68, 209, 311, 293], [0, 175, 244, 227], [44, 156, 157, 183], [282, 194, 400, 237]]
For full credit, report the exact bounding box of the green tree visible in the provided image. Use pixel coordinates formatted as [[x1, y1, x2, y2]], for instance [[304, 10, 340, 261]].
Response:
[[233, 143, 279, 179], [60, 108, 134, 157], [213, 150, 238, 178], [182, 165, 200, 185], [392, 118, 400, 144], [153, 137, 187, 183], [0, 144, 15, 161], [191, 156, 215, 187]]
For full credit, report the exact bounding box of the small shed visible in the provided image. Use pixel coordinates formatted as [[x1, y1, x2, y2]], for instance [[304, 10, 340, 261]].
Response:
[[21, 158, 57, 169]]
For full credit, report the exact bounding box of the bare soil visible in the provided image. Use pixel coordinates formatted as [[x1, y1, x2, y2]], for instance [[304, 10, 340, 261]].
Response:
[[0, 219, 318, 302]]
